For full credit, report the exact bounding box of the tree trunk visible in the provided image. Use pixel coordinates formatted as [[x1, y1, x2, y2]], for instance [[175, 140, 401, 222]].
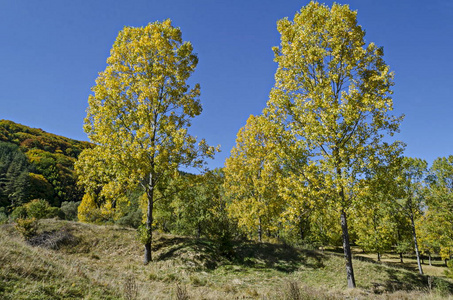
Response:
[[335, 157, 356, 289], [144, 173, 154, 265], [409, 213, 423, 275], [429, 252, 432, 266], [197, 222, 201, 238], [144, 241, 152, 264], [299, 216, 304, 242], [341, 209, 356, 288], [144, 204, 153, 264], [400, 253, 403, 263], [258, 217, 262, 242], [373, 220, 380, 263]]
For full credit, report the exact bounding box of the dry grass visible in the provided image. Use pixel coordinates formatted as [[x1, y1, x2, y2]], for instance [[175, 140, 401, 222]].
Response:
[[1, 219, 452, 299]]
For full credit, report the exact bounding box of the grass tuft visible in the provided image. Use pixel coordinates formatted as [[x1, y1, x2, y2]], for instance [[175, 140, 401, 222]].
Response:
[[285, 280, 301, 300], [175, 283, 189, 300], [123, 273, 138, 300]]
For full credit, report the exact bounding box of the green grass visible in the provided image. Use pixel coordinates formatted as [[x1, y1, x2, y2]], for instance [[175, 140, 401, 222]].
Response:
[[353, 250, 449, 278], [1, 219, 452, 299]]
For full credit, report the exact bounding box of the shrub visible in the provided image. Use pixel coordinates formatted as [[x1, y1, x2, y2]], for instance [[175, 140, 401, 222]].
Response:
[[0, 207, 8, 224], [444, 260, 453, 281], [136, 224, 151, 245], [15, 217, 38, 239], [78, 193, 101, 223], [25, 199, 53, 219], [432, 276, 452, 296], [47, 206, 63, 219], [0, 212, 7, 224], [60, 201, 80, 220], [10, 206, 28, 221], [116, 208, 142, 228]]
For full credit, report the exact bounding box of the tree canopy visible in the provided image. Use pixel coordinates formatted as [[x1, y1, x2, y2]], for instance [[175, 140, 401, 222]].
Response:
[[224, 1, 404, 288], [75, 20, 217, 263]]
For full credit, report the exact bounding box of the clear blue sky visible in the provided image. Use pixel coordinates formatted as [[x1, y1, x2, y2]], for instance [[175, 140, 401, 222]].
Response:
[[1, 0, 452, 170]]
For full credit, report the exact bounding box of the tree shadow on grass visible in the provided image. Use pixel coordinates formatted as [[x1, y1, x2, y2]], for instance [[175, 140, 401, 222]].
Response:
[[354, 254, 420, 273], [383, 268, 426, 292], [231, 241, 325, 273], [153, 236, 221, 270], [150, 235, 326, 273], [382, 261, 419, 273], [377, 267, 453, 295]]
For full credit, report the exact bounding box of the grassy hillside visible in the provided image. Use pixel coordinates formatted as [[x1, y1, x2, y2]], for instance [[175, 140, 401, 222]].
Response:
[[1, 219, 452, 299]]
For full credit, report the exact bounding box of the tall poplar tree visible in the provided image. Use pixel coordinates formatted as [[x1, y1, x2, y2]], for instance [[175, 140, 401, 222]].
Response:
[[424, 156, 453, 261], [75, 20, 216, 264], [395, 157, 427, 275], [266, 2, 402, 287], [353, 146, 404, 262], [224, 115, 286, 241]]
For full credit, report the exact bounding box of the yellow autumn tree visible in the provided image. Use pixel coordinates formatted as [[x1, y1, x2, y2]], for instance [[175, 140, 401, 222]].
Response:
[[393, 157, 427, 275], [77, 193, 99, 223], [75, 20, 217, 264], [224, 115, 286, 242], [424, 156, 453, 263], [263, 2, 403, 287], [352, 146, 404, 261]]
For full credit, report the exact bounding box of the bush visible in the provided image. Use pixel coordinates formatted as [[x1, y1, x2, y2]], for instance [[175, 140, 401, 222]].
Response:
[[0, 211, 7, 224], [116, 208, 142, 228], [10, 206, 28, 221], [47, 206, 63, 219], [444, 260, 453, 280], [60, 201, 80, 221], [137, 224, 152, 245], [25, 199, 53, 219], [432, 276, 452, 296], [15, 217, 38, 239], [23, 199, 62, 219], [0, 207, 8, 224], [78, 193, 101, 223]]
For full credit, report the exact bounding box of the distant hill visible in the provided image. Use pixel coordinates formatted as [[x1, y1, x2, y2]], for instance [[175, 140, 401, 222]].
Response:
[[0, 120, 91, 158], [0, 120, 93, 209]]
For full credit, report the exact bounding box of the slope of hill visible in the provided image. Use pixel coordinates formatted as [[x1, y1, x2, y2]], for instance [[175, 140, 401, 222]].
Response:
[[0, 120, 91, 158], [0, 120, 92, 208], [1, 219, 452, 300]]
